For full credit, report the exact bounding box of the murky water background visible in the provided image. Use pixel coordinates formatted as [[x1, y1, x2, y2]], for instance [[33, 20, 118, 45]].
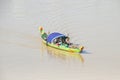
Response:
[[0, 0, 120, 80]]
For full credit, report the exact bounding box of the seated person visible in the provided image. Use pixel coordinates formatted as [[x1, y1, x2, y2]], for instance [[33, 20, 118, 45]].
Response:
[[53, 38, 57, 44], [63, 37, 73, 47], [65, 37, 70, 44], [53, 37, 62, 46]]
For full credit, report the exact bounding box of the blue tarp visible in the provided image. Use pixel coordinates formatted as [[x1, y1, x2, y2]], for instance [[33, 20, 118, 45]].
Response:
[[47, 32, 65, 43]]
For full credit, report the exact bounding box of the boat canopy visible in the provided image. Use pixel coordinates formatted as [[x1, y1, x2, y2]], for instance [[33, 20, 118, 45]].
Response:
[[47, 32, 65, 43]]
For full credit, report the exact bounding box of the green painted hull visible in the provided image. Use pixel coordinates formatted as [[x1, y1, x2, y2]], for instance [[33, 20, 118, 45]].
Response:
[[39, 27, 83, 53], [41, 38, 83, 53]]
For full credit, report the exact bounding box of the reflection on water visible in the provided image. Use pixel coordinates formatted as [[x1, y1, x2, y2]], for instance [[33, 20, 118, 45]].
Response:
[[0, 0, 120, 79], [0, 28, 84, 63], [40, 40, 84, 63]]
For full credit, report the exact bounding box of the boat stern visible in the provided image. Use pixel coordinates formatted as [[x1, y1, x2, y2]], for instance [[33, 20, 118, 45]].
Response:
[[79, 46, 84, 53]]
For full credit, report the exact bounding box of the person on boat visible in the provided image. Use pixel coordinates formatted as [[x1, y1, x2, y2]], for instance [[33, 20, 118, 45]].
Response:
[[65, 37, 70, 44], [53, 38, 57, 44], [63, 37, 70, 47], [64, 37, 74, 47], [52, 38, 59, 45], [55, 37, 62, 46], [58, 37, 62, 45]]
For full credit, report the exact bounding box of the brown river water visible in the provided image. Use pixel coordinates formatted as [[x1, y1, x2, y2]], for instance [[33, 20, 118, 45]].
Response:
[[0, 0, 120, 80]]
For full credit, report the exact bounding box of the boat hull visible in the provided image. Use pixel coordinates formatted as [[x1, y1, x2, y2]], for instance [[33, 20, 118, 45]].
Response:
[[39, 27, 83, 53], [41, 39, 82, 53]]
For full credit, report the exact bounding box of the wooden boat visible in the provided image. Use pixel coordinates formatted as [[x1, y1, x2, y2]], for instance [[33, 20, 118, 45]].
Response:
[[39, 27, 84, 53]]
